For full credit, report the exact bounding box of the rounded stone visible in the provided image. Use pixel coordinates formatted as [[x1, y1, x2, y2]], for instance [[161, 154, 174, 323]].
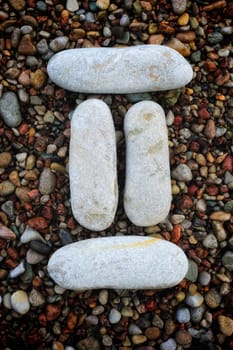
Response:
[[198, 271, 211, 286], [47, 45, 193, 93], [39, 168, 56, 195], [0, 92, 22, 127], [202, 234, 218, 249], [172, 164, 192, 182], [124, 101, 171, 226], [109, 308, 121, 324], [205, 289, 222, 309], [49, 36, 69, 52], [185, 292, 204, 307], [222, 251, 233, 271], [0, 152, 12, 168], [160, 338, 177, 350], [69, 99, 118, 231], [176, 307, 190, 323], [11, 290, 30, 315], [47, 236, 188, 290]]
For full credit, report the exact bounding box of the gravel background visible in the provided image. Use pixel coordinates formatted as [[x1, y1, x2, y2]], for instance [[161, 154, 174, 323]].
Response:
[[0, 0, 233, 349]]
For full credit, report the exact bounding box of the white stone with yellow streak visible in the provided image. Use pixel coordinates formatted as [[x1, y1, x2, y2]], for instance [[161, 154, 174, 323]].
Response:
[[48, 236, 188, 290], [47, 45, 193, 93], [124, 101, 171, 226]]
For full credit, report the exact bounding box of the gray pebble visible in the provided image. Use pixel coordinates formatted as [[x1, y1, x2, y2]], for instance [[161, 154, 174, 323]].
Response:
[[185, 259, 198, 282], [85, 315, 99, 325], [152, 314, 164, 328], [85, 12, 95, 23], [224, 200, 233, 212], [160, 338, 177, 350], [29, 288, 45, 307], [202, 234, 218, 249], [37, 39, 49, 55], [0, 92, 22, 127], [26, 56, 39, 68], [176, 307, 190, 323], [49, 36, 69, 52], [39, 168, 56, 195], [224, 171, 233, 185], [126, 92, 152, 102], [36, 1, 47, 12], [120, 14, 130, 26], [198, 271, 211, 286], [109, 308, 121, 324], [171, 0, 187, 14], [172, 164, 192, 182], [30, 240, 52, 256], [66, 0, 79, 12], [103, 27, 112, 38], [190, 305, 205, 323], [26, 248, 46, 264], [11, 28, 21, 48], [220, 26, 233, 35], [191, 50, 201, 63], [18, 89, 29, 103], [185, 293, 204, 307], [1, 200, 14, 218], [128, 323, 142, 335], [207, 32, 223, 44], [98, 289, 108, 305], [20, 25, 33, 34], [59, 228, 73, 245], [222, 251, 233, 271]]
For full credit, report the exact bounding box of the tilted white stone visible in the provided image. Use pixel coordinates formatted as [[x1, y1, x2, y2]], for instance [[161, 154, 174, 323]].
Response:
[[48, 235, 188, 290], [47, 45, 193, 93], [69, 99, 118, 231], [124, 101, 172, 226]]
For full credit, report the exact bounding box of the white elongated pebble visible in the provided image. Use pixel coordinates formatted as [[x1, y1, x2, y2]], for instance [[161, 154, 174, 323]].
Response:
[[47, 45, 193, 93], [48, 236, 188, 290], [69, 99, 118, 231], [124, 101, 171, 226]]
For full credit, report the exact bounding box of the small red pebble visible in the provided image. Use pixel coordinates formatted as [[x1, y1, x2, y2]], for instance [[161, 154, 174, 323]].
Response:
[[18, 123, 29, 135], [174, 115, 183, 126], [27, 216, 48, 230], [28, 189, 39, 200], [176, 195, 193, 210], [188, 184, 198, 195], [206, 184, 218, 196], [198, 108, 210, 120], [145, 300, 157, 312], [222, 155, 233, 172], [204, 61, 217, 71]]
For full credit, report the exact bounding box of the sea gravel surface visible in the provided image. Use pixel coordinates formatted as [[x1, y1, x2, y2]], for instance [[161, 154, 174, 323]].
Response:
[[0, 0, 233, 349]]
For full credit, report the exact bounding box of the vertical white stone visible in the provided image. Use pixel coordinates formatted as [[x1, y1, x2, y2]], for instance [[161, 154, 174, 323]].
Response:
[[124, 101, 172, 226], [69, 99, 118, 231]]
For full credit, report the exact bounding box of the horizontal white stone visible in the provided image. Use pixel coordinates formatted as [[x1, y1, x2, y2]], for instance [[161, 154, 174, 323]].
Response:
[[69, 99, 118, 231], [47, 45, 193, 93], [48, 236, 188, 290], [124, 101, 172, 226]]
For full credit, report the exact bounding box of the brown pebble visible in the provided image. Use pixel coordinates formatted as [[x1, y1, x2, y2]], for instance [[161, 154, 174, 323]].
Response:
[[76, 337, 100, 350], [176, 195, 193, 210], [18, 35, 37, 56], [30, 69, 47, 89], [21, 15, 38, 27], [175, 330, 192, 346], [205, 288, 222, 308], [8, 0, 26, 11], [131, 335, 147, 345], [176, 31, 196, 43], [9, 170, 21, 187], [165, 38, 190, 57], [216, 70, 230, 86], [218, 315, 233, 336], [0, 152, 12, 168], [165, 319, 176, 336], [144, 327, 161, 340], [209, 211, 231, 221], [222, 155, 233, 172], [147, 34, 164, 45], [0, 180, 15, 196], [202, 0, 227, 11], [0, 223, 16, 240], [0, 268, 8, 279], [204, 119, 216, 139], [15, 187, 31, 202]]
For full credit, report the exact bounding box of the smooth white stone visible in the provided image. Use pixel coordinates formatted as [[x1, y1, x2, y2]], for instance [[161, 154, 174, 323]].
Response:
[[47, 45, 193, 93], [69, 99, 118, 231], [48, 236, 188, 290], [124, 101, 171, 226], [11, 290, 30, 315]]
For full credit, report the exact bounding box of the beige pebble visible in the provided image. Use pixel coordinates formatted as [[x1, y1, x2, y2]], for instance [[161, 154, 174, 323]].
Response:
[[210, 211, 231, 221], [0, 180, 15, 196], [0, 152, 12, 168], [11, 290, 30, 315]]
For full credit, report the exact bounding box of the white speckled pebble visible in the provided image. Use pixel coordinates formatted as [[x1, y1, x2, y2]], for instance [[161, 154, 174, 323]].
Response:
[[47, 45, 193, 93], [69, 99, 118, 231], [11, 290, 30, 315], [48, 236, 188, 290], [124, 101, 171, 226]]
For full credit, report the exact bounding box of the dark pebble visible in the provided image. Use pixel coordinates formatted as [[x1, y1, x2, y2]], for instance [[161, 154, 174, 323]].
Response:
[[59, 228, 73, 245], [30, 240, 52, 255]]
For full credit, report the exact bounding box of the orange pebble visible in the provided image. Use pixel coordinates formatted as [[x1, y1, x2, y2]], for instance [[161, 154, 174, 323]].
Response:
[[171, 224, 182, 243], [19, 123, 29, 135]]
